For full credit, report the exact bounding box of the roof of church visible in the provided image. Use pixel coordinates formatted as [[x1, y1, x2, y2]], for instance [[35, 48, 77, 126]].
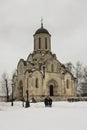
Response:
[[34, 21, 51, 36], [35, 27, 50, 35]]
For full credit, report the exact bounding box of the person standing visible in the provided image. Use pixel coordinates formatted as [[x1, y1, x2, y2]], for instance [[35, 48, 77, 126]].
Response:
[[48, 97, 52, 107], [44, 97, 49, 107], [44, 96, 52, 107]]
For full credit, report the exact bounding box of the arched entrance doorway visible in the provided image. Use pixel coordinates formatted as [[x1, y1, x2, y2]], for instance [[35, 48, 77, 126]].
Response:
[[47, 79, 58, 96], [50, 85, 54, 96]]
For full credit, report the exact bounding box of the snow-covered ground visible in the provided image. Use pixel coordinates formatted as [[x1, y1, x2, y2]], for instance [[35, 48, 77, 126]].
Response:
[[0, 101, 87, 130]]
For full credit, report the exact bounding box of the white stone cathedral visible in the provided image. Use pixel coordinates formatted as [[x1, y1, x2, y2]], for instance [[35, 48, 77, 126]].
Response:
[[13, 22, 76, 101]]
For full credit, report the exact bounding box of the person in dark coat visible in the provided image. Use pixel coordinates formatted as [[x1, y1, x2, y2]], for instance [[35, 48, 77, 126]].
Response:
[[48, 97, 52, 107], [44, 97, 49, 107]]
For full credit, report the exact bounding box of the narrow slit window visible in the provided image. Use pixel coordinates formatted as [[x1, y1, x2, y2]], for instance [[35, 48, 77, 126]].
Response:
[[36, 78, 38, 88], [39, 37, 41, 49], [45, 38, 47, 49], [66, 79, 69, 89]]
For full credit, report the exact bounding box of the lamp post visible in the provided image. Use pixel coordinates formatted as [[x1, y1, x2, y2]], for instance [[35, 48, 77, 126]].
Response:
[[25, 89, 30, 107], [11, 83, 14, 106], [5, 79, 9, 102], [25, 78, 30, 107]]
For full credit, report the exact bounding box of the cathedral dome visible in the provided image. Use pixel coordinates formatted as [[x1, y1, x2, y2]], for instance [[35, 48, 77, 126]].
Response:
[[35, 27, 50, 35], [34, 21, 51, 36]]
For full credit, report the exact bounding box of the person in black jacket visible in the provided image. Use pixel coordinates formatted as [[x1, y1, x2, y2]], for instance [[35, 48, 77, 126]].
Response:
[[44, 96, 52, 107], [44, 97, 49, 107], [48, 97, 52, 107]]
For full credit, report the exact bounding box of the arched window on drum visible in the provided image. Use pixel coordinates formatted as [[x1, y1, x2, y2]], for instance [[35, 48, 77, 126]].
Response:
[[38, 37, 41, 49], [18, 80, 23, 99]]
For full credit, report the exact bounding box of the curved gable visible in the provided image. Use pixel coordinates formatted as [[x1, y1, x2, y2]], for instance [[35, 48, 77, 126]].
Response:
[[45, 58, 61, 72], [27, 54, 33, 63], [17, 59, 27, 75], [17, 59, 27, 68], [64, 71, 75, 80]]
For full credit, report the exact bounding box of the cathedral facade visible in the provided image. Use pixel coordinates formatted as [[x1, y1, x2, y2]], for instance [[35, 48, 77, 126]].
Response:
[[13, 23, 76, 101]]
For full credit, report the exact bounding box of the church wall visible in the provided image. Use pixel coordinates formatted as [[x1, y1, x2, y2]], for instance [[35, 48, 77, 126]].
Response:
[[32, 53, 42, 63], [46, 59, 59, 73], [13, 77, 19, 100], [17, 61, 27, 77], [13, 69, 76, 100], [23, 70, 43, 100], [13, 72, 26, 100], [18, 77, 24, 99], [43, 53, 53, 62], [61, 78, 65, 96], [64, 73, 76, 97], [13, 76, 18, 100], [43, 72, 62, 96]]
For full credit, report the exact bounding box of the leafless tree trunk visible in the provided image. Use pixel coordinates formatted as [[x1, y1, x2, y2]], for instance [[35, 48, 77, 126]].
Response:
[[75, 61, 83, 84], [83, 66, 87, 82], [0, 72, 11, 102], [5, 79, 9, 102]]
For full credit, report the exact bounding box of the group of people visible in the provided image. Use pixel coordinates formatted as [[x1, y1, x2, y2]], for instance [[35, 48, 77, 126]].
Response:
[[44, 96, 52, 107], [22, 96, 52, 107]]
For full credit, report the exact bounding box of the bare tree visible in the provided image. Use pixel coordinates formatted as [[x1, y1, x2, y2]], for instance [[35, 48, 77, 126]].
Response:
[[74, 61, 84, 96], [75, 61, 83, 84], [0, 72, 11, 102], [65, 62, 75, 75], [65, 61, 84, 96], [83, 65, 87, 82]]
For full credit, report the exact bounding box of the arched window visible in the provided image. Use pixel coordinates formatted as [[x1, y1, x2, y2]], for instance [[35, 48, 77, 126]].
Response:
[[51, 64, 54, 72], [39, 37, 41, 49], [18, 80, 23, 99], [66, 79, 69, 89], [45, 37, 47, 49], [19, 80, 23, 89], [36, 78, 38, 88]]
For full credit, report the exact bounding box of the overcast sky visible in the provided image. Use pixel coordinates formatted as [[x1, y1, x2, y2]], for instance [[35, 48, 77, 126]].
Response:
[[0, 0, 87, 78]]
